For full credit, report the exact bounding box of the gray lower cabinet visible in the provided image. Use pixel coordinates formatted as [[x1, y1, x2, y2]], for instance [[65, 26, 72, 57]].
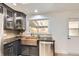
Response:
[[4, 39, 21, 56], [21, 45, 39, 56], [4, 42, 16, 56], [29, 47, 38, 56], [4, 40, 39, 56], [21, 46, 29, 56]]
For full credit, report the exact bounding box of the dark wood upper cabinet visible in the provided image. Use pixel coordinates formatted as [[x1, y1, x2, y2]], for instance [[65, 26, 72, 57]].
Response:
[[4, 7, 14, 30], [14, 11, 26, 31], [0, 6, 3, 13], [1, 3, 26, 31]]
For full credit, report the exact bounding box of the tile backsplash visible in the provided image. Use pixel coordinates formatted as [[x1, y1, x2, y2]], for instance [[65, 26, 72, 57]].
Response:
[[3, 30, 19, 39]]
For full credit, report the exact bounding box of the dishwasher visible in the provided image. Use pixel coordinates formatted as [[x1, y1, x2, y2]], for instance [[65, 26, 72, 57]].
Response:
[[38, 34, 55, 56]]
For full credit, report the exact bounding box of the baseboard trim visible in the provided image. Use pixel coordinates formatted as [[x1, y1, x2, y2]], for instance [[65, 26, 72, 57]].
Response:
[[55, 51, 79, 56], [55, 52, 68, 56]]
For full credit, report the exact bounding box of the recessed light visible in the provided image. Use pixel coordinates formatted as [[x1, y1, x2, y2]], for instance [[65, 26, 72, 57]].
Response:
[[34, 9, 38, 13]]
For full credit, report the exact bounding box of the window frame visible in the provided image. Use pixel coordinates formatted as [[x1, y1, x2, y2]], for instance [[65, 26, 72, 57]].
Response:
[[68, 18, 79, 37]]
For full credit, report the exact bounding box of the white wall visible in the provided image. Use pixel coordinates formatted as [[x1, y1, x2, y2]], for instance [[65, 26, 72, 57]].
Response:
[[41, 10, 79, 54], [23, 9, 79, 54]]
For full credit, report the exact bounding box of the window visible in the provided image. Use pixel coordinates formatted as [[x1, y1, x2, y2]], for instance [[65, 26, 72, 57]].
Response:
[[29, 19, 48, 34], [69, 20, 79, 36]]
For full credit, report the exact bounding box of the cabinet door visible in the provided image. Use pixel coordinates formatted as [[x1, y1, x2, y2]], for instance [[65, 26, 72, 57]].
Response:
[[4, 7, 14, 30], [4, 45, 10, 56], [22, 14, 26, 31], [21, 45, 39, 56], [9, 45, 15, 56], [15, 12, 22, 30], [14, 11, 26, 31], [0, 6, 3, 13], [4, 43, 15, 56], [29, 46, 38, 56], [21, 46, 30, 56], [15, 40, 21, 55]]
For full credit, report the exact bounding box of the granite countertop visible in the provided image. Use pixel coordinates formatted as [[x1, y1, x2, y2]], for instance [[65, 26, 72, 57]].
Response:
[[3, 35, 55, 45], [3, 35, 37, 45]]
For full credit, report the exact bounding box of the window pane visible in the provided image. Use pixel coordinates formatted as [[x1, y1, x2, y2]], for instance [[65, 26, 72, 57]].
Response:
[[69, 29, 79, 36], [34, 20, 48, 26], [69, 21, 79, 28]]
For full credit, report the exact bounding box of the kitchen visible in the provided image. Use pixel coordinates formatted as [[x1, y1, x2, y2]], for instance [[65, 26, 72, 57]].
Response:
[[1, 3, 79, 56], [0, 3, 55, 56]]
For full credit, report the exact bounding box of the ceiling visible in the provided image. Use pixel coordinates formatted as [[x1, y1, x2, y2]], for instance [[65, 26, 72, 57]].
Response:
[[5, 3, 79, 15]]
